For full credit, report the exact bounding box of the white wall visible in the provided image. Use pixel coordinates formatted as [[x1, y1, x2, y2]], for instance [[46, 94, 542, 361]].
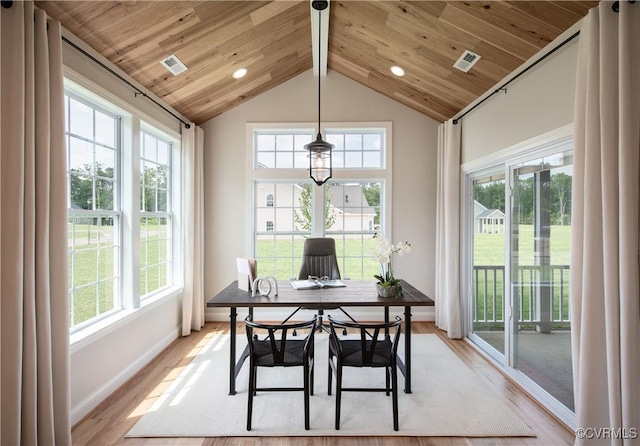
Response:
[[62, 32, 185, 425], [461, 38, 579, 163], [202, 70, 439, 321]]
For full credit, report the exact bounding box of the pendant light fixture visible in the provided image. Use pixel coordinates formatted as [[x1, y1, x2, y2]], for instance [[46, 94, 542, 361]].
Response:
[[305, 0, 333, 186]]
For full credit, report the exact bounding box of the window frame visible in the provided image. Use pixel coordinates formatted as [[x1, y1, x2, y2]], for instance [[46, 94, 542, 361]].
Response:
[[247, 122, 392, 279], [64, 73, 183, 338]]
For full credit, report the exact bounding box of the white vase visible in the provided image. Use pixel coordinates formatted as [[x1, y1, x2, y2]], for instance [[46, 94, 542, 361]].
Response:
[[376, 283, 398, 298]]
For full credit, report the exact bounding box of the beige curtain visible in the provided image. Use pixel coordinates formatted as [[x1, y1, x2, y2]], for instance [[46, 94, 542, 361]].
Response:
[[435, 119, 463, 339], [571, 1, 640, 444], [181, 124, 205, 336], [1, 2, 71, 444]]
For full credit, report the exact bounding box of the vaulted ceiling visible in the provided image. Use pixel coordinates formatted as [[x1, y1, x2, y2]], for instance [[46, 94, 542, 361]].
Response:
[[36, 1, 597, 125]]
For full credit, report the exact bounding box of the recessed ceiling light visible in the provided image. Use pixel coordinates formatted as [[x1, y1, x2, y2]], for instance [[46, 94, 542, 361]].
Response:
[[232, 68, 247, 79], [390, 65, 405, 77]]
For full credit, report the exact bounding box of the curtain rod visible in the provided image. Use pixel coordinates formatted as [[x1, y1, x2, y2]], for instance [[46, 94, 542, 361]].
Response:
[[452, 0, 631, 125], [452, 29, 580, 125], [61, 36, 191, 129]]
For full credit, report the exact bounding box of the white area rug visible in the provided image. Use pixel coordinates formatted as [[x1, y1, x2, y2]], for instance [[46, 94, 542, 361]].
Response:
[[127, 333, 535, 437]]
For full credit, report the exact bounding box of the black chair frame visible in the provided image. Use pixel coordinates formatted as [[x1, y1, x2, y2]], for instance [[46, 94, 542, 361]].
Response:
[[244, 315, 317, 431], [285, 237, 357, 333], [327, 315, 402, 431]]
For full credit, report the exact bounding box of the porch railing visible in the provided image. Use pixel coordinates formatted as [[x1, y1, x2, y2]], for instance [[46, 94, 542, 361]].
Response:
[[473, 265, 570, 324]]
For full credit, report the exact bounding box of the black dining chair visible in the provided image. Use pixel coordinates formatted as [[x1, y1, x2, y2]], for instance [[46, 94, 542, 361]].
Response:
[[327, 315, 402, 431], [244, 315, 317, 431]]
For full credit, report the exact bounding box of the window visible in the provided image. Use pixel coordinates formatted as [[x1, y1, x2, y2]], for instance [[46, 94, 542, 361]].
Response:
[[250, 124, 391, 280], [140, 130, 173, 298], [266, 193, 274, 207], [66, 93, 121, 328], [65, 80, 181, 334], [325, 182, 382, 279]]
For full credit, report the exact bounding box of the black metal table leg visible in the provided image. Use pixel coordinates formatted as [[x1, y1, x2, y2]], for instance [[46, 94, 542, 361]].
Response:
[[229, 306, 237, 395], [404, 305, 412, 393]]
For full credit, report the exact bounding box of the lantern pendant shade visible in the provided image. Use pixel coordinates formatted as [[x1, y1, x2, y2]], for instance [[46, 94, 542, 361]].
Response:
[[305, 133, 333, 186]]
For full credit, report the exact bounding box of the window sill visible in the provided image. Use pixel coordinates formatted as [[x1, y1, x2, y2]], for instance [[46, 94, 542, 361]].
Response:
[[70, 286, 183, 354]]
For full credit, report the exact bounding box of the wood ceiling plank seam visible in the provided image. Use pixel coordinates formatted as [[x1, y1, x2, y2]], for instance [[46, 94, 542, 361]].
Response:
[[182, 73, 273, 116], [439, 3, 541, 60], [329, 54, 479, 107], [504, 1, 584, 33], [331, 32, 484, 101], [99, 10, 200, 65], [105, 8, 202, 60], [159, 2, 266, 54], [402, 1, 448, 20], [250, 0, 304, 26], [412, 44, 513, 87], [330, 42, 476, 109], [327, 53, 371, 79], [150, 10, 309, 98], [170, 47, 308, 114], [36, 1, 122, 38], [446, 1, 562, 48], [78, 3, 195, 53], [163, 24, 311, 105], [382, 2, 483, 52], [553, 1, 600, 17], [161, 2, 308, 57], [349, 68, 454, 121]]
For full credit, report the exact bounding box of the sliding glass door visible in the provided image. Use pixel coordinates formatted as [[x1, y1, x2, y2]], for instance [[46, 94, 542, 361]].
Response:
[[470, 170, 507, 359], [510, 151, 573, 411], [466, 134, 574, 420]]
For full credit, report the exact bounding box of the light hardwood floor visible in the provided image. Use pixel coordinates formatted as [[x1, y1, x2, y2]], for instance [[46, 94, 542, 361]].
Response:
[[72, 322, 575, 446]]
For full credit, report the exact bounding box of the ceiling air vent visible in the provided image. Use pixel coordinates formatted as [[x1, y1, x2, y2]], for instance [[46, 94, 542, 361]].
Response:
[[160, 54, 188, 76], [453, 50, 481, 73]]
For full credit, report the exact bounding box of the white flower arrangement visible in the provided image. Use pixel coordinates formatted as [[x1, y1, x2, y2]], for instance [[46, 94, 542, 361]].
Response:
[[371, 233, 411, 295]]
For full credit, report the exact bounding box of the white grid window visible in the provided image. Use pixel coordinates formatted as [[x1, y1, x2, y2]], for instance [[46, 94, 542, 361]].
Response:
[[251, 125, 390, 281], [66, 93, 121, 329], [140, 130, 173, 298]]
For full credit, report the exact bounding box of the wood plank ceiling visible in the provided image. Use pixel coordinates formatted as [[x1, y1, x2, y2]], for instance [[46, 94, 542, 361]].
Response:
[[36, 1, 597, 125]]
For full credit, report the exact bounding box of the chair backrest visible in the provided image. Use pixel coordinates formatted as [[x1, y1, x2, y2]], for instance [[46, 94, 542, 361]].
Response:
[[328, 315, 402, 366], [297, 237, 341, 280], [245, 316, 317, 365]]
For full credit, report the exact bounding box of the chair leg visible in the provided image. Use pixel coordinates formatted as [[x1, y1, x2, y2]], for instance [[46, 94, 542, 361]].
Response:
[[392, 363, 399, 431], [247, 365, 255, 431], [335, 366, 342, 430], [310, 349, 315, 396], [304, 363, 310, 430], [385, 366, 391, 396], [327, 354, 333, 395]]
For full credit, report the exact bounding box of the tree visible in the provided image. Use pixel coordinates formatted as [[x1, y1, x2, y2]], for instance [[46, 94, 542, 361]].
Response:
[[293, 184, 336, 231], [551, 173, 572, 225], [362, 183, 381, 224], [70, 162, 114, 210]]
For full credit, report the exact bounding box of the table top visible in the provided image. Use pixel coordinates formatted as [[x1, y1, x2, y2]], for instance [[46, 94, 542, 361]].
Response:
[[207, 279, 434, 309]]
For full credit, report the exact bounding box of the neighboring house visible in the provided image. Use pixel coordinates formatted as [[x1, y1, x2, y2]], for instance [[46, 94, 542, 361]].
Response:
[[474, 200, 505, 234], [256, 183, 376, 234]]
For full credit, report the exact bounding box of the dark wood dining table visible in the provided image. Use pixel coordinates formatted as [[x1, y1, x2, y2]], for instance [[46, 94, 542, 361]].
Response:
[[207, 279, 434, 395]]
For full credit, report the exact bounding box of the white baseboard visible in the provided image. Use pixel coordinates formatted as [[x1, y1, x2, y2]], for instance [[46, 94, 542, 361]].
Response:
[[205, 306, 435, 323], [70, 326, 181, 426]]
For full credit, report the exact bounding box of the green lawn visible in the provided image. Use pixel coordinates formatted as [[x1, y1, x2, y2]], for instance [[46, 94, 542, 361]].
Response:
[[473, 224, 571, 324], [69, 221, 169, 327], [68, 222, 572, 328], [255, 237, 380, 280]]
